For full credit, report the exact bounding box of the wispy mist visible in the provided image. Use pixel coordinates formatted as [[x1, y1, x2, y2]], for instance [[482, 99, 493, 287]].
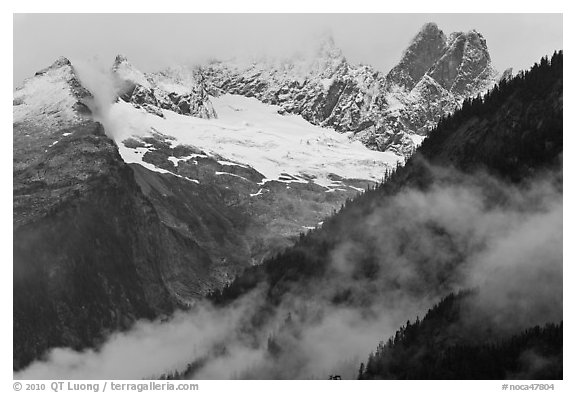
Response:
[[16, 165, 562, 379], [72, 59, 120, 138], [16, 290, 266, 379]]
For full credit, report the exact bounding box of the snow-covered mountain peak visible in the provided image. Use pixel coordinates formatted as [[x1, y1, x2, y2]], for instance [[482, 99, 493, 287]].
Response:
[[308, 36, 348, 79], [14, 21, 506, 164], [412, 22, 445, 44], [34, 56, 73, 76], [199, 22, 505, 157], [112, 54, 152, 90], [203, 32, 349, 87], [14, 57, 92, 130], [313, 32, 344, 62]]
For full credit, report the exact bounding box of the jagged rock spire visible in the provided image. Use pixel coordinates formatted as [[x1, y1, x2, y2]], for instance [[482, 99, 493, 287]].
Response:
[[428, 29, 496, 97], [386, 22, 448, 90], [113, 54, 129, 66]]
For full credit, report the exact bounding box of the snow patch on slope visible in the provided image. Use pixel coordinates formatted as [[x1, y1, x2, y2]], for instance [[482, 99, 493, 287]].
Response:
[[112, 94, 401, 186]]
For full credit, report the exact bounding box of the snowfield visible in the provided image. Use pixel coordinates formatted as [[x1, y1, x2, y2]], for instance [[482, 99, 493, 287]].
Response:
[[113, 94, 401, 187]]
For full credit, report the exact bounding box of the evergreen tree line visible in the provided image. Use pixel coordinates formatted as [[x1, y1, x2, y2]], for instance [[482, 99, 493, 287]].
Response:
[[439, 51, 562, 131], [418, 50, 562, 181], [190, 51, 562, 380], [358, 291, 562, 379], [208, 50, 563, 310]]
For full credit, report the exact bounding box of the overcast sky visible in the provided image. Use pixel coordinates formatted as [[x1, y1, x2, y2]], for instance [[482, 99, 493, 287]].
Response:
[[13, 13, 562, 86]]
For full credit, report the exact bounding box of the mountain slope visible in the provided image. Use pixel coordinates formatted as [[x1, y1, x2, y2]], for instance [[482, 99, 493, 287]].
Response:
[[198, 52, 562, 379], [359, 292, 563, 379], [14, 119, 177, 370], [212, 50, 562, 304], [13, 57, 92, 144], [13, 54, 398, 371], [12, 35, 560, 379], [14, 59, 275, 370]]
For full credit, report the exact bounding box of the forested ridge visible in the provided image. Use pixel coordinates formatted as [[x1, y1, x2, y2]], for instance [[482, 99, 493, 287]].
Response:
[[209, 51, 563, 308], [359, 291, 562, 379]]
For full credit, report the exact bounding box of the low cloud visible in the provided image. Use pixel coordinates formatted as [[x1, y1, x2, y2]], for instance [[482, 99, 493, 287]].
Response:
[[16, 166, 563, 379], [72, 58, 124, 139], [16, 290, 266, 380]]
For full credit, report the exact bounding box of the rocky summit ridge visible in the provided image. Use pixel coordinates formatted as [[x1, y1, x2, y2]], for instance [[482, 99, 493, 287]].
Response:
[[13, 56, 93, 131], [202, 22, 501, 156], [112, 55, 217, 119], [14, 22, 502, 159]]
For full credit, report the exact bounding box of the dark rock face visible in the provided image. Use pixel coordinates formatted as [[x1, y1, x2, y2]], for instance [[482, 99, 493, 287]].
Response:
[[428, 30, 494, 97], [13, 61, 219, 370], [373, 28, 498, 153], [12, 118, 272, 370], [119, 84, 165, 117], [202, 40, 372, 135], [14, 121, 173, 370], [113, 55, 217, 119], [386, 22, 448, 90]]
